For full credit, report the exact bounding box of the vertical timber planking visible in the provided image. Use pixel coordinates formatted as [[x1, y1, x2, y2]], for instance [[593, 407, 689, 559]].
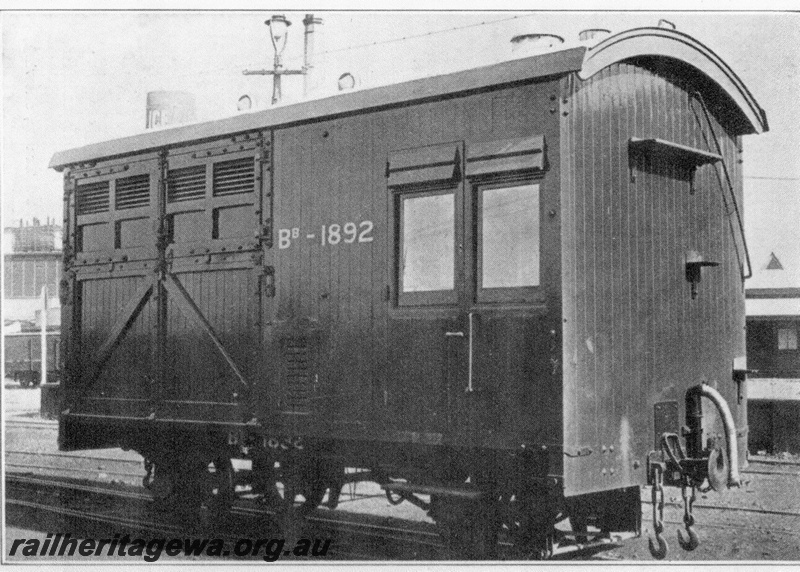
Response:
[[562, 61, 750, 495]]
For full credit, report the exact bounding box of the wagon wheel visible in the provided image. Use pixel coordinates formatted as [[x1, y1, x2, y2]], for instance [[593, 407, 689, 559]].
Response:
[[498, 488, 556, 559], [257, 458, 325, 545], [147, 459, 194, 513], [431, 495, 500, 560], [194, 456, 236, 522], [148, 456, 235, 522], [268, 459, 326, 517]]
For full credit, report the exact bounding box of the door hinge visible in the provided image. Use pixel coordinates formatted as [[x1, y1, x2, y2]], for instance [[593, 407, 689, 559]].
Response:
[[260, 265, 276, 297], [257, 221, 273, 248]]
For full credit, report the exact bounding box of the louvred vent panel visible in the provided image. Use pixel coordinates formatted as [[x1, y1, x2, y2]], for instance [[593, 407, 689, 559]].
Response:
[[213, 157, 255, 196], [115, 174, 150, 209], [281, 337, 311, 413], [76, 180, 110, 215], [167, 165, 206, 203]]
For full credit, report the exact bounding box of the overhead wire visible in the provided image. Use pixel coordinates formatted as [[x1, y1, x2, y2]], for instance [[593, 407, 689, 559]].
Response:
[[169, 14, 535, 81]]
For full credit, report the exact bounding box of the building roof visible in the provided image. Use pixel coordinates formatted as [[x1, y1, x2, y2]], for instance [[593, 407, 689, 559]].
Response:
[[4, 222, 61, 253], [746, 297, 800, 318], [749, 378, 800, 401], [50, 28, 767, 171]]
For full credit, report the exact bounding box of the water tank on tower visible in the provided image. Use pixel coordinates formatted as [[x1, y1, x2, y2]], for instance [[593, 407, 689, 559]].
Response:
[[145, 91, 196, 129]]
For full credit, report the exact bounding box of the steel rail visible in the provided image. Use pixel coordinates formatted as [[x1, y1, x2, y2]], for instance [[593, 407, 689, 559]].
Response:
[[6, 449, 143, 465], [641, 497, 800, 519], [5, 473, 429, 560], [6, 473, 628, 560]]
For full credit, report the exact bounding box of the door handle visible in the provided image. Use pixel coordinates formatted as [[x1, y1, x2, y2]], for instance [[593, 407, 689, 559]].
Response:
[[445, 331, 465, 337]]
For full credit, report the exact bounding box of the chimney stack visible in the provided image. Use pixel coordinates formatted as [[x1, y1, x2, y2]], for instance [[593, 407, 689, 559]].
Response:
[[302, 14, 323, 97], [146, 91, 196, 129]]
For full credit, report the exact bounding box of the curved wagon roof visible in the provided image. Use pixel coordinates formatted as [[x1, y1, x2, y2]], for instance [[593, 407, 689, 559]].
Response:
[[50, 27, 767, 171], [580, 27, 768, 135]]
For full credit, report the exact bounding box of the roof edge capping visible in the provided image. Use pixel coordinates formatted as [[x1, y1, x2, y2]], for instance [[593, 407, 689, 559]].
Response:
[[578, 27, 768, 135], [49, 46, 587, 171]]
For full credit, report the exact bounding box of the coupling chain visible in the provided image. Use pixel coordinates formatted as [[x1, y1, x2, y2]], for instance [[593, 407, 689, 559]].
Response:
[[681, 479, 696, 527], [651, 464, 665, 535], [143, 458, 154, 490]]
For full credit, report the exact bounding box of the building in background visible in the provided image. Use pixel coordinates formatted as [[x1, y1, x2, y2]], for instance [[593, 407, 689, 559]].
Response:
[[3, 217, 62, 326], [746, 250, 800, 455], [3, 218, 61, 384]]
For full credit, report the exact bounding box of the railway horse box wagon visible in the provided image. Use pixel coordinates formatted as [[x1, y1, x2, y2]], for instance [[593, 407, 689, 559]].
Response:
[[51, 28, 767, 558]]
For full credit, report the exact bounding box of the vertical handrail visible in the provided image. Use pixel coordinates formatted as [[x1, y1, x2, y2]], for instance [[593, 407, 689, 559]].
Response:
[[689, 91, 752, 280], [466, 312, 475, 393]]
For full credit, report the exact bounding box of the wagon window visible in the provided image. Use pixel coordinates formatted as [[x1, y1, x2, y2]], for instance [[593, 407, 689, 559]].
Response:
[[778, 327, 798, 350], [478, 183, 540, 292], [397, 190, 456, 304]]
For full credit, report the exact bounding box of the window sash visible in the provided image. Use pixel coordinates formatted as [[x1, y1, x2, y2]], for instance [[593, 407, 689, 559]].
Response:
[[476, 181, 542, 304], [778, 327, 798, 350], [397, 189, 457, 306]]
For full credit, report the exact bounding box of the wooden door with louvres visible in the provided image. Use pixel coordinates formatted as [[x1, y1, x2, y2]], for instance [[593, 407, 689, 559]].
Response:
[[62, 133, 271, 426], [63, 152, 160, 421], [159, 133, 269, 423]]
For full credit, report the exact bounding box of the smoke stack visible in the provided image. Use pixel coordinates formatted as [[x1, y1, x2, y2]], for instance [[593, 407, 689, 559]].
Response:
[[146, 91, 196, 129], [302, 14, 323, 97], [510, 34, 564, 55]]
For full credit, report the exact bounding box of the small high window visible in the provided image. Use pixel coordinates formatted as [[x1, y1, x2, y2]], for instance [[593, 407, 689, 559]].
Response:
[[778, 327, 798, 350]]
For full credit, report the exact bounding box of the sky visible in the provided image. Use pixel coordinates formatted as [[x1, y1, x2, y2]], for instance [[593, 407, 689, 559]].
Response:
[[2, 8, 798, 280]]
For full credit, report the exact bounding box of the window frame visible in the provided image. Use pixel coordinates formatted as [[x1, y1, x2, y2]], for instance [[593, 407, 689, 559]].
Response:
[[472, 175, 544, 305], [778, 326, 798, 351], [394, 185, 460, 307]]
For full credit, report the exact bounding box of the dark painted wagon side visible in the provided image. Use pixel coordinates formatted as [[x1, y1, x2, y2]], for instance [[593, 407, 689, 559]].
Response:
[[50, 27, 767, 559]]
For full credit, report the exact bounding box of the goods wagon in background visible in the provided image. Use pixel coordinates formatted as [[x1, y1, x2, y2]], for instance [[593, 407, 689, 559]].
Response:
[[4, 331, 60, 387], [50, 26, 767, 559]]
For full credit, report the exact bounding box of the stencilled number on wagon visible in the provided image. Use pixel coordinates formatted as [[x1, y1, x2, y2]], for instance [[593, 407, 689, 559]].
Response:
[[278, 227, 300, 249], [277, 220, 374, 249]]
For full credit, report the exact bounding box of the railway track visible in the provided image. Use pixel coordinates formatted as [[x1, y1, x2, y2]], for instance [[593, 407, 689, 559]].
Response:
[[641, 496, 800, 520], [11, 449, 797, 523], [5, 472, 431, 560], [6, 451, 799, 560], [6, 420, 59, 429], [6, 470, 626, 560]]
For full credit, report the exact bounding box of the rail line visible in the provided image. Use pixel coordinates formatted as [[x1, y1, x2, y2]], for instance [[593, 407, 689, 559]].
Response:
[[5, 454, 386, 505], [6, 449, 143, 466], [641, 496, 800, 519], [5, 473, 436, 560], [6, 472, 626, 560], [7, 454, 800, 559], [6, 420, 59, 429], [9, 451, 800, 518]]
